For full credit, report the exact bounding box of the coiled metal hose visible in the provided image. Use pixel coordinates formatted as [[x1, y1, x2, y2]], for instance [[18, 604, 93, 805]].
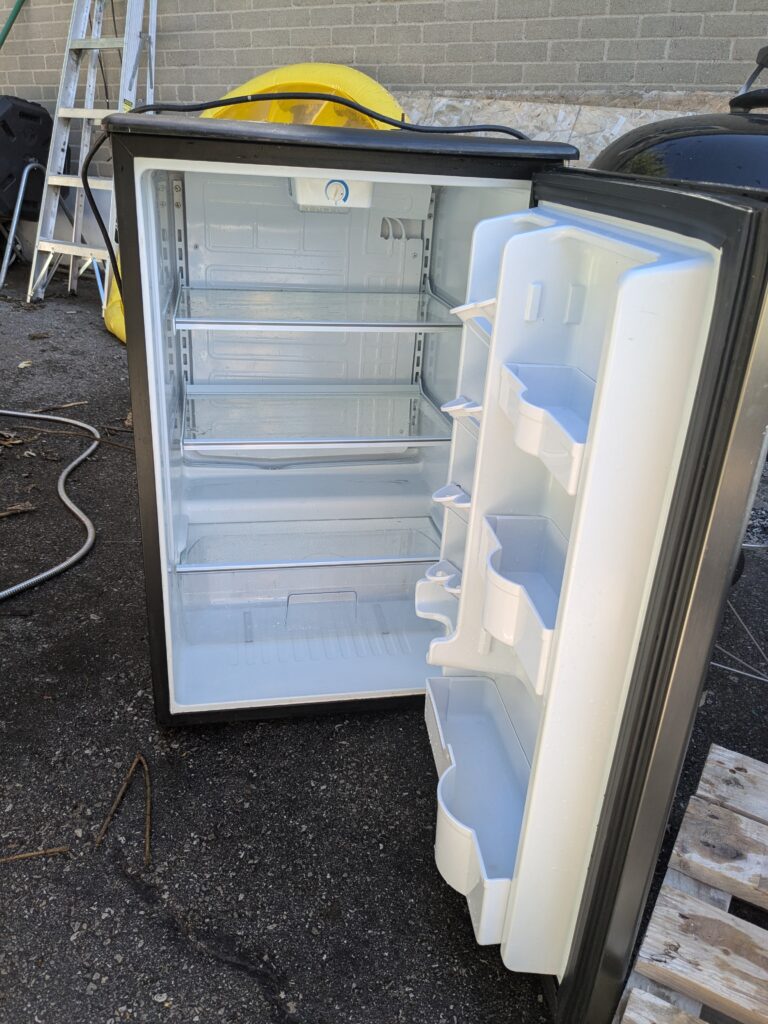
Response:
[[0, 410, 100, 601]]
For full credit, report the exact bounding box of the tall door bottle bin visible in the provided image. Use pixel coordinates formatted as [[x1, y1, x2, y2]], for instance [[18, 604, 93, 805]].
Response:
[[105, 113, 768, 1022]]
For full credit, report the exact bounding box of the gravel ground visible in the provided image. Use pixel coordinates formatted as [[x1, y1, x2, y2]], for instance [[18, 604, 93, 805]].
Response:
[[0, 267, 766, 1024]]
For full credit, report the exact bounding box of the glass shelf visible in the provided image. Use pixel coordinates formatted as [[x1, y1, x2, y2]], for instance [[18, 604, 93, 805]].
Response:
[[177, 516, 442, 573], [174, 287, 461, 334], [181, 384, 451, 456]]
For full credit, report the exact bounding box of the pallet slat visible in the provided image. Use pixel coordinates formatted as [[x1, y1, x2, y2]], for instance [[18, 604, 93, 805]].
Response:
[[619, 971, 705, 1021], [665, 866, 732, 912], [636, 886, 768, 1024], [699, 745, 768, 826], [622, 988, 705, 1024], [671, 795, 768, 911]]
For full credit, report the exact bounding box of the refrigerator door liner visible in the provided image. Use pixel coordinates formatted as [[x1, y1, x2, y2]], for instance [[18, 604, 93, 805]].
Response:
[[422, 202, 721, 975]]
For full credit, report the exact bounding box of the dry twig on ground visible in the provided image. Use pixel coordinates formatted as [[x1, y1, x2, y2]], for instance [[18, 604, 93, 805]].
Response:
[[0, 846, 70, 865], [95, 752, 153, 866]]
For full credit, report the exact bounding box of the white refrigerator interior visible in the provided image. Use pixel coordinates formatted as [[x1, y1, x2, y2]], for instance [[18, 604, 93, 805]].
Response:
[[136, 163, 720, 978]]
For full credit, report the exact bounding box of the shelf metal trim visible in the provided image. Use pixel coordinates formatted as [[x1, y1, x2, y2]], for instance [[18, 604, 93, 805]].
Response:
[[176, 554, 440, 574], [183, 439, 450, 452]]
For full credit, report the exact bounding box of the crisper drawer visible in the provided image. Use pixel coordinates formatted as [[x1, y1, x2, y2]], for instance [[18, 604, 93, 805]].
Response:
[[176, 560, 432, 646]]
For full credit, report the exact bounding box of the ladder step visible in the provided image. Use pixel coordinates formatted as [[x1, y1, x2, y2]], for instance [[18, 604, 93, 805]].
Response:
[[28, 0, 156, 303], [38, 240, 109, 260], [70, 36, 124, 50], [58, 107, 114, 121], [48, 174, 113, 191]]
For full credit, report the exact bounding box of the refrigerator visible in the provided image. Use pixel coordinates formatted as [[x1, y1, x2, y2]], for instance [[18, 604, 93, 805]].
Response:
[[105, 114, 768, 1023]]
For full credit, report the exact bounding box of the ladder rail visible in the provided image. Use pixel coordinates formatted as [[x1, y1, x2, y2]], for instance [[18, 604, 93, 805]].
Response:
[[26, 0, 156, 306], [102, 0, 158, 302], [145, 0, 157, 104], [27, 0, 92, 302], [68, 0, 106, 292]]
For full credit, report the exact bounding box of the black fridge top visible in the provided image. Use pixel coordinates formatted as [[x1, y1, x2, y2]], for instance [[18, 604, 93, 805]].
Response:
[[104, 113, 579, 171]]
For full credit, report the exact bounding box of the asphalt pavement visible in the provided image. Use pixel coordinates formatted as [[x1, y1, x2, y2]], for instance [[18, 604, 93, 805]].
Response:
[[0, 267, 765, 1024]]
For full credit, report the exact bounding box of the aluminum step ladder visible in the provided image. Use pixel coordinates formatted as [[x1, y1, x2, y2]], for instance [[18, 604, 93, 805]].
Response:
[[27, 0, 157, 304]]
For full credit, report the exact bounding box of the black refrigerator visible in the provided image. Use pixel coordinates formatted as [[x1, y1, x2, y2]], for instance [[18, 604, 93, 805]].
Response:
[[105, 113, 768, 1023]]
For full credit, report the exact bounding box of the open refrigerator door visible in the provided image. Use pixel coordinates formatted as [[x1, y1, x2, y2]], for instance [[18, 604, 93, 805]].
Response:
[[417, 171, 768, 992]]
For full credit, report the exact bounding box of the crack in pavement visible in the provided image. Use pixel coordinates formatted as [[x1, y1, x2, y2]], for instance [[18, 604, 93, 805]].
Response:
[[114, 859, 309, 1024]]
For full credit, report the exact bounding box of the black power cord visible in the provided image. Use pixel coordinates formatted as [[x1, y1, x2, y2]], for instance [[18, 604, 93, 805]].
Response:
[[82, 130, 121, 291], [82, 89, 532, 300], [127, 91, 531, 137]]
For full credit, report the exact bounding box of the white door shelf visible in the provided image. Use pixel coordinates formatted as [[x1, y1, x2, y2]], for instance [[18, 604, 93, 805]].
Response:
[[441, 394, 483, 432], [174, 287, 461, 334], [181, 384, 451, 457], [433, 482, 472, 516], [452, 296, 497, 324], [425, 676, 530, 944], [481, 516, 567, 695], [425, 559, 462, 595], [449, 320, 491, 435], [451, 297, 496, 342], [177, 517, 442, 573], [415, 576, 459, 633], [498, 363, 595, 495]]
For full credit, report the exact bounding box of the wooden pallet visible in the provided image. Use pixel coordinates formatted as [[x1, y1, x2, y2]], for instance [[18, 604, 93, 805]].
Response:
[[623, 989, 715, 1024], [619, 744, 768, 1024]]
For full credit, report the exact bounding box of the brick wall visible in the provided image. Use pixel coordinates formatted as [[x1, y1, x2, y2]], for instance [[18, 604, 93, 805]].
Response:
[[0, 0, 765, 110]]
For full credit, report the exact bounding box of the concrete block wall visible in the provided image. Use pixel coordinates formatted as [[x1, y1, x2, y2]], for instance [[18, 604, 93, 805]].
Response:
[[0, 0, 765, 109]]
